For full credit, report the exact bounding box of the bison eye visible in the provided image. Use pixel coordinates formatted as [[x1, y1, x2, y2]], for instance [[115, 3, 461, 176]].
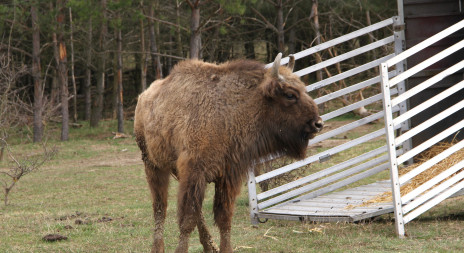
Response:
[[284, 92, 297, 100]]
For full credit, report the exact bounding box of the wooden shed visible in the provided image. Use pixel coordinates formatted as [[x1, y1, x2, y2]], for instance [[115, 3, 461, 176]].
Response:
[[400, 0, 464, 147]]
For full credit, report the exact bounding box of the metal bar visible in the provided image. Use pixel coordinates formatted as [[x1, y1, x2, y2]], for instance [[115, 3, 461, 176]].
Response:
[[314, 71, 395, 104], [265, 204, 387, 215], [402, 158, 464, 204], [388, 38, 464, 87], [264, 17, 395, 69], [396, 2, 404, 25], [392, 59, 464, 107], [258, 155, 388, 209], [399, 139, 464, 185], [321, 89, 398, 122], [392, 16, 412, 164], [306, 54, 395, 92], [385, 18, 464, 67], [282, 162, 390, 206], [257, 146, 388, 201], [403, 179, 464, 224], [380, 62, 405, 237], [295, 36, 395, 77], [393, 80, 464, 127], [402, 166, 464, 214], [395, 99, 464, 146], [397, 118, 464, 165], [258, 161, 389, 209], [308, 109, 395, 146], [255, 213, 302, 222], [247, 167, 260, 222], [255, 127, 392, 183]]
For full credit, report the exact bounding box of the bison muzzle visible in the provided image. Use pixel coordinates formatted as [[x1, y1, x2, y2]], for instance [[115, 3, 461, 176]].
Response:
[[134, 53, 323, 253]]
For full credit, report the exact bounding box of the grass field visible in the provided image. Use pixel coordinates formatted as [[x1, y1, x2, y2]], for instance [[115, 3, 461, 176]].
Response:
[[1, 120, 464, 252]]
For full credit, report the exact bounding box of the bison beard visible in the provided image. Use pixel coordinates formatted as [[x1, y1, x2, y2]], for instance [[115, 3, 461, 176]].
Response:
[[134, 53, 322, 253], [274, 126, 312, 160]]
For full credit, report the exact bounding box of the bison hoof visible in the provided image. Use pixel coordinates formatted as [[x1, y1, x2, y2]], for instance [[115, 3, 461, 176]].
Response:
[[204, 241, 219, 253]]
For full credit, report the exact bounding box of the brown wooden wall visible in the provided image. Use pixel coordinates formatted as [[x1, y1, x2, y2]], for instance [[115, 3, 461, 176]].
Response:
[[403, 0, 464, 147]]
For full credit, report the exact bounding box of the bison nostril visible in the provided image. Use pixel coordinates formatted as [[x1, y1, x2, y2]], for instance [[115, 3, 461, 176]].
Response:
[[311, 118, 324, 132]]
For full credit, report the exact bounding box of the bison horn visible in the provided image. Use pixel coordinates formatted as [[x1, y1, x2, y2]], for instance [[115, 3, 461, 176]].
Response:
[[288, 54, 295, 72], [271, 53, 282, 78]]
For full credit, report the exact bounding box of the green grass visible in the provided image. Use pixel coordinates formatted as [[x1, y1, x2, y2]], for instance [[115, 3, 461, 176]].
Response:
[[1, 120, 464, 252]]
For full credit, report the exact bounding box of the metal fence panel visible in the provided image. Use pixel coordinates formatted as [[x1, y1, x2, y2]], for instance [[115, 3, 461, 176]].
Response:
[[380, 18, 464, 237], [248, 16, 405, 224]]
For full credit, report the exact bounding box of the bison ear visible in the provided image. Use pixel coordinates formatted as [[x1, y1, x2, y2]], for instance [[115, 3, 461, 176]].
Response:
[[288, 54, 295, 72], [261, 79, 282, 99], [271, 53, 282, 78]]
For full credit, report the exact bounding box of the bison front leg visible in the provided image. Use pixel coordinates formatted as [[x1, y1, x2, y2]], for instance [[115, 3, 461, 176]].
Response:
[[144, 164, 170, 253], [175, 163, 207, 253], [214, 178, 241, 253]]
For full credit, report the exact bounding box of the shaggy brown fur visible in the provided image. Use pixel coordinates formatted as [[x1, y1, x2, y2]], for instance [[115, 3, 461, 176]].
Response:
[[134, 54, 323, 253]]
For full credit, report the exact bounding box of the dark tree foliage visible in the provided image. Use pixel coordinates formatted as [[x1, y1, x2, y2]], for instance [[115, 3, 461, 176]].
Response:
[[0, 0, 396, 140]]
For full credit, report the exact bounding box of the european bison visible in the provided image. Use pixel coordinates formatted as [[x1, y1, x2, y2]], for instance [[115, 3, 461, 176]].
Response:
[[134, 53, 323, 253]]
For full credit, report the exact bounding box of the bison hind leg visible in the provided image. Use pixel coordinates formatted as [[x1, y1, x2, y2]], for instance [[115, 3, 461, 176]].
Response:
[[213, 178, 241, 253], [197, 211, 219, 253], [145, 164, 170, 253], [137, 134, 170, 253]]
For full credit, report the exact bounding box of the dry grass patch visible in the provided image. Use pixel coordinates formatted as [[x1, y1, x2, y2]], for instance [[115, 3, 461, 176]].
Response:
[[1, 120, 464, 252]]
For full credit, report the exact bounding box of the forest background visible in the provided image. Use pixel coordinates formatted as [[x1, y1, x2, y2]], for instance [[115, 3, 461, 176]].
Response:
[[0, 0, 396, 143]]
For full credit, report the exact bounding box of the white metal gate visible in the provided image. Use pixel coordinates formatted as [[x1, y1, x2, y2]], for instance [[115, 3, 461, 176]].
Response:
[[381, 18, 464, 237], [248, 15, 464, 238], [247, 16, 409, 224]]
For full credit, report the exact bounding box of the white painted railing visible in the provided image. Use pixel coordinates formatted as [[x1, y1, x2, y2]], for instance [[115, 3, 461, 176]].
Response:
[[380, 18, 464, 237], [248, 16, 407, 224]]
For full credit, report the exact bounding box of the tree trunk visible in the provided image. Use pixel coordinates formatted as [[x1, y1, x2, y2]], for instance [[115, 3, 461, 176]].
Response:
[[244, 40, 255, 59], [188, 0, 201, 59], [31, 4, 43, 143], [49, 70, 58, 105], [69, 7, 77, 123], [365, 10, 378, 75], [288, 13, 297, 54], [84, 19, 92, 121], [56, 0, 69, 141], [147, 2, 162, 79], [116, 21, 124, 133], [140, 16, 148, 91], [176, 0, 183, 58], [90, 0, 107, 127], [276, 0, 285, 54], [311, 0, 325, 112], [312, 0, 323, 82], [0, 145, 4, 162], [112, 52, 118, 119]]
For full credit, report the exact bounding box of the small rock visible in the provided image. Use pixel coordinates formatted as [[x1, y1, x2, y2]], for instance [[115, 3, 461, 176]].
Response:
[[75, 219, 90, 225], [97, 216, 113, 222], [42, 234, 68, 242], [64, 225, 73, 229]]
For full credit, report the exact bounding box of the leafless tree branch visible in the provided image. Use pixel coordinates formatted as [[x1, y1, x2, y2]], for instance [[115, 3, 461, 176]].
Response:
[[250, 7, 278, 33], [0, 138, 57, 205]]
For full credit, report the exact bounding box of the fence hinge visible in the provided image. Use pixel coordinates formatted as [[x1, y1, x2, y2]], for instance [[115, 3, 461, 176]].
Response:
[[319, 154, 331, 163], [394, 23, 405, 32]]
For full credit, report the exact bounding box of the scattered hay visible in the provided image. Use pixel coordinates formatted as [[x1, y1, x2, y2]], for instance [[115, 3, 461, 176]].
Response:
[[360, 140, 464, 206], [263, 227, 279, 241]]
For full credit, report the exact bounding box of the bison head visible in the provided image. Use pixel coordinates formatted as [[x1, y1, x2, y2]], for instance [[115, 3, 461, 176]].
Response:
[[261, 53, 323, 159]]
